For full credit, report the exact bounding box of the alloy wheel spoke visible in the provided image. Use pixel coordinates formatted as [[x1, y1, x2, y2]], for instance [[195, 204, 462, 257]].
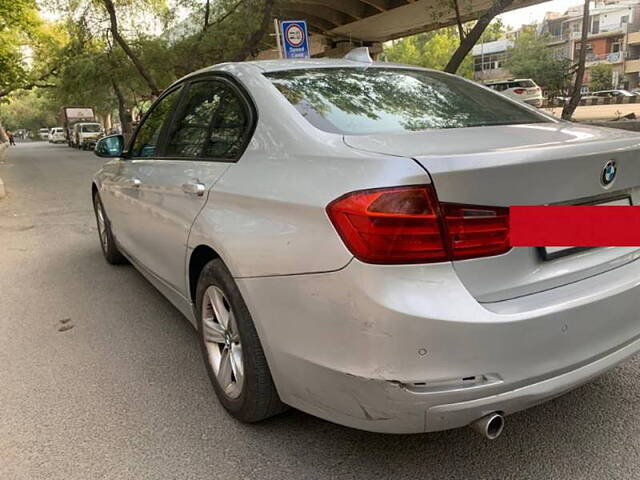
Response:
[[217, 347, 233, 392], [228, 310, 240, 342], [208, 288, 230, 329], [203, 320, 225, 344], [230, 343, 244, 385]]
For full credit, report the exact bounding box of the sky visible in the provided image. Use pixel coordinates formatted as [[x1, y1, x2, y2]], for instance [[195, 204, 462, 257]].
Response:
[[498, 0, 581, 29]]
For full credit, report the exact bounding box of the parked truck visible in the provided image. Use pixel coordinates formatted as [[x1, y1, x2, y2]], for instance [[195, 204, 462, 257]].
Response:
[[60, 107, 96, 147]]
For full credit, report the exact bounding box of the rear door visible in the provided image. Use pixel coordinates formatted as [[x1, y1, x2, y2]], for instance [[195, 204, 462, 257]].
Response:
[[114, 75, 254, 296]]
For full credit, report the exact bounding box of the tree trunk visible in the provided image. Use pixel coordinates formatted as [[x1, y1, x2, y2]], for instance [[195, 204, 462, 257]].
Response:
[[204, 0, 211, 32], [111, 78, 132, 138], [444, 0, 514, 74], [231, 0, 274, 61], [562, 0, 590, 120], [102, 0, 161, 97], [0, 121, 8, 143]]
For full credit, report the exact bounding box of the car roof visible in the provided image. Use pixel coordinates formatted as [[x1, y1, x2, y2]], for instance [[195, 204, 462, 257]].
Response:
[[174, 58, 440, 84]]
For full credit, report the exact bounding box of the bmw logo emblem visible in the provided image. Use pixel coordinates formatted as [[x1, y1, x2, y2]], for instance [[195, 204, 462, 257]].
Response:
[[601, 160, 617, 187]]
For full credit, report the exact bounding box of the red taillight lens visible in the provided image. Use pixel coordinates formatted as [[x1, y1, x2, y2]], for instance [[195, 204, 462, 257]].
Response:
[[441, 203, 510, 260], [326, 185, 510, 264], [513, 88, 526, 94]]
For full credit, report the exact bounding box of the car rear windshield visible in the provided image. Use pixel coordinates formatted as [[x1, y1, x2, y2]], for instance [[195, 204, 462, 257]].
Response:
[[515, 80, 536, 88], [82, 124, 101, 132], [265, 68, 546, 135]]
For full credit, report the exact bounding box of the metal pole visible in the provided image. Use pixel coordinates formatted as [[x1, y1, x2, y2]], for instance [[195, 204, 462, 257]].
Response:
[[274, 18, 283, 59]]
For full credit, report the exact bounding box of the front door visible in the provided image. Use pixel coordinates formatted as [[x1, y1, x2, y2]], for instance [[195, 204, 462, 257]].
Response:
[[109, 76, 253, 297]]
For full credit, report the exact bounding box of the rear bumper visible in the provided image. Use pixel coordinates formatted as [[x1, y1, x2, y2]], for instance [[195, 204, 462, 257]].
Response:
[[237, 257, 640, 433], [524, 97, 543, 108]]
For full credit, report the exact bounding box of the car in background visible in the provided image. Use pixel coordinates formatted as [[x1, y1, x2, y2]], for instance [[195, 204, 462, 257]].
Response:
[[72, 122, 103, 150], [485, 79, 543, 107], [48, 127, 66, 144], [38, 128, 50, 141], [586, 89, 636, 100]]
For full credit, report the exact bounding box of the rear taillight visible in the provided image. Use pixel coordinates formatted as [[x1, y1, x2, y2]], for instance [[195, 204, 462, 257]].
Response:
[[513, 88, 526, 94], [326, 185, 510, 264]]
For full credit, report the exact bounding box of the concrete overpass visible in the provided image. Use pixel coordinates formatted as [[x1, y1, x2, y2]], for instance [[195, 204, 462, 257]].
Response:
[[275, 0, 549, 56]]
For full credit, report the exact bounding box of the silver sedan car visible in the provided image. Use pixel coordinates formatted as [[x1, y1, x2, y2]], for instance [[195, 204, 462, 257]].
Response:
[[92, 57, 640, 438]]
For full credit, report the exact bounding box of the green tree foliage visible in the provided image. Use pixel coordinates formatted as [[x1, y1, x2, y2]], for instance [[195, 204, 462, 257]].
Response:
[[383, 20, 506, 78], [0, 89, 59, 131], [589, 63, 613, 91], [384, 28, 474, 78], [0, 0, 66, 98], [505, 29, 572, 98], [483, 19, 508, 42], [2, 0, 275, 132]]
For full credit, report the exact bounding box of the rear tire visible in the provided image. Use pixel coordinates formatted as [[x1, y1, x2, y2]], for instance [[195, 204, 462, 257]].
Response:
[[196, 259, 287, 423], [92, 192, 127, 265]]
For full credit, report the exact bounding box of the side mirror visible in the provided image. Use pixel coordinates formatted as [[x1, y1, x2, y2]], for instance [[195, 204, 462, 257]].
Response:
[[94, 134, 124, 158]]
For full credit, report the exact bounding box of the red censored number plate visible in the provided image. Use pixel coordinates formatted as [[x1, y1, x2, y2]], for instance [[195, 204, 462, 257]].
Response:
[[510, 197, 635, 257]]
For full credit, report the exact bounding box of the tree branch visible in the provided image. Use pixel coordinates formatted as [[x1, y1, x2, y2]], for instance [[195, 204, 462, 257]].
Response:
[[231, 0, 274, 61], [0, 65, 59, 99], [102, 0, 161, 97], [445, 0, 515, 74], [452, 0, 467, 42], [204, 0, 211, 32]]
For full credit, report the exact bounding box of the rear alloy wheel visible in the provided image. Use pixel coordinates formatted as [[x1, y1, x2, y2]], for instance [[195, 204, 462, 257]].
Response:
[[202, 286, 245, 399], [196, 259, 287, 422], [92, 192, 127, 265]]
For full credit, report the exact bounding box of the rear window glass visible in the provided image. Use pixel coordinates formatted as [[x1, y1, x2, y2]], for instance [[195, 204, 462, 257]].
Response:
[[82, 124, 101, 132], [515, 80, 536, 88], [266, 68, 545, 135]]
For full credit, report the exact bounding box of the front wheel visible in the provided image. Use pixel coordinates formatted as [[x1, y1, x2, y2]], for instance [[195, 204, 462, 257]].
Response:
[[92, 192, 127, 265], [196, 259, 287, 423]]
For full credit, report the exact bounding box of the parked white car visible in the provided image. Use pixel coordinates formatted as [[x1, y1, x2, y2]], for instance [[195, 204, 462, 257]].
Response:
[[38, 128, 50, 140], [48, 127, 66, 144], [485, 79, 544, 107], [92, 57, 640, 438]]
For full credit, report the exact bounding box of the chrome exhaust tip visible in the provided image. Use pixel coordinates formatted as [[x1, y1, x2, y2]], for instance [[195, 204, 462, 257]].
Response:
[[471, 412, 504, 440]]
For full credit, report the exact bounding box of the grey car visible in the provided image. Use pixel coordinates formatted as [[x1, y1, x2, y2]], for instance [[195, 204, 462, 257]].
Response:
[[92, 56, 640, 438]]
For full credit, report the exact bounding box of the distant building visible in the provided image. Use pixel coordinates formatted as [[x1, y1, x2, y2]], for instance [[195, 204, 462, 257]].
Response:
[[473, 0, 640, 90], [472, 39, 514, 82]]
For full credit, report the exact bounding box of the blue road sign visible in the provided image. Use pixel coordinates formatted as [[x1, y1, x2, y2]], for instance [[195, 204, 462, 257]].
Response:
[[281, 20, 310, 59]]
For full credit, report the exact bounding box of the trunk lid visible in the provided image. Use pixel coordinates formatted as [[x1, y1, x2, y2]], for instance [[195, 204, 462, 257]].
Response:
[[344, 123, 640, 302]]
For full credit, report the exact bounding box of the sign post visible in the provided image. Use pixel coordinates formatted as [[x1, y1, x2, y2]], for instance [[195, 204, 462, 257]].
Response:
[[280, 20, 310, 59], [274, 19, 283, 59]]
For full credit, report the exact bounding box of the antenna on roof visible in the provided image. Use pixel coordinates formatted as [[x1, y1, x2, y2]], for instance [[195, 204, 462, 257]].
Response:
[[344, 47, 373, 63]]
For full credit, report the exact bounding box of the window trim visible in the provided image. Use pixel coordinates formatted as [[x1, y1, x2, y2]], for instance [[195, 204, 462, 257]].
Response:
[[155, 72, 257, 163], [125, 84, 185, 159]]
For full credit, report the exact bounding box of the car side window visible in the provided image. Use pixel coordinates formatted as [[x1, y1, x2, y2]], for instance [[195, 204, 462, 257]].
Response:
[[165, 79, 249, 160], [130, 87, 182, 158], [205, 88, 248, 159]]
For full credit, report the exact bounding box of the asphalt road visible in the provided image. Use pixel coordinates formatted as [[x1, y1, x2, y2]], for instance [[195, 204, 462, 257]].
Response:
[[3, 142, 640, 480]]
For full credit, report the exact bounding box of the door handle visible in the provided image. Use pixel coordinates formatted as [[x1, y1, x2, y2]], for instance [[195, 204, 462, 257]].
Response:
[[122, 177, 141, 188], [182, 181, 206, 196]]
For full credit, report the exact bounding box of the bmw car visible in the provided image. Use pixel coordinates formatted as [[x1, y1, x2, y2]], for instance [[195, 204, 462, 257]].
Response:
[[91, 54, 640, 438]]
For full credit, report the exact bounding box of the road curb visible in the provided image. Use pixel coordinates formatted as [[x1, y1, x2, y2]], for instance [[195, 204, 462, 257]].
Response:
[[0, 141, 7, 199]]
